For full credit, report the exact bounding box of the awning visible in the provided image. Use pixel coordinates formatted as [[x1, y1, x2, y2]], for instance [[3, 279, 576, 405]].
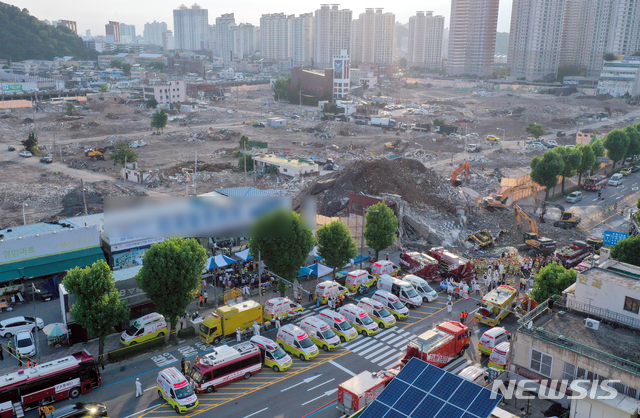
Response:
[[235, 249, 253, 261], [308, 263, 333, 278], [0, 247, 106, 283], [205, 254, 238, 270], [298, 267, 312, 277]]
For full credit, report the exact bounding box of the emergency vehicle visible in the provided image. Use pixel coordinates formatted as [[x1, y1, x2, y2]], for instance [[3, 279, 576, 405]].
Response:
[[478, 327, 510, 356], [403, 275, 438, 303], [402, 321, 470, 368], [263, 297, 303, 321], [337, 304, 379, 336], [121, 312, 168, 346], [299, 316, 341, 351], [399, 251, 440, 281], [250, 336, 292, 372], [189, 343, 262, 393], [276, 324, 319, 361], [314, 281, 349, 304], [370, 261, 401, 278], [474, 285, 518, 326], [371, 290, 409, 320], [357, 297, 396, 329], [555, 241, 591, 268], [345, 269, 377, 293], [156, 367, 199, 414], [488, 341, 510, 371], [459, 365, 489, 387], [377, 275, 422, 308], [318, 309, 358, 342], [337, 369, 399, 416], [582, 175, 607, 191], [199, 301, 263, 345], [428, 247, 475, 281]]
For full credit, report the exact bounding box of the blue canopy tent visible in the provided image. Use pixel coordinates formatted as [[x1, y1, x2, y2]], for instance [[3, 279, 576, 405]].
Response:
[[205, 254, 238, 270], [235, 249, 253, 262], [308, 263, 333, 278], [298, 267, 312, 277]]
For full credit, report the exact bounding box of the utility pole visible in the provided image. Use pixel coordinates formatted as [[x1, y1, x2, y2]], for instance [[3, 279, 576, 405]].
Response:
[[243, 140, 247, 186], [80, 179, 88, 215], [258, 251, 262, 304], [194, 151, 198, 195], [124, 156, 127, 186]]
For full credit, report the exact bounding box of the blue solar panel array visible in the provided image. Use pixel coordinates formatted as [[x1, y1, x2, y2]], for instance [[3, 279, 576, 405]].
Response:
[[360, 358, 502, 418]]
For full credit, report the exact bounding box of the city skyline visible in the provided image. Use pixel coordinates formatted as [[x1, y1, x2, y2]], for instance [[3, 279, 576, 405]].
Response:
[[5, 0, 515, 35]]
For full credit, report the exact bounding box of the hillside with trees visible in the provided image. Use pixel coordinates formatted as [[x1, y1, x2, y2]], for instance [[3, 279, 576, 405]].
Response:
[[0, 2, 95, 61]]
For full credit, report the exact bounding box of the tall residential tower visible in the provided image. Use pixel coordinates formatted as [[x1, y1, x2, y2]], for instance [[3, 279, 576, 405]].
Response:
[[314, 4, 352, 69], [407, 11, 444, 70], [173, 4, 209, 51]]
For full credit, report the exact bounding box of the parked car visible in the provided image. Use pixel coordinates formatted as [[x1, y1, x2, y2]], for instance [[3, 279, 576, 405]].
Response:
[[449, 133, 459, 138], [486, 135, 500, 141], [566, 191, 584, 203], [40, 156, 53, 164], [14, 331, 36, 357], [467, 144, 481, 153], [544, 140, 559, 148], [631, 165, 640, 173], [291, 115, 300, 119], [557, 131, 567, 137], [354, 120, 366, 125], [8, 145, 15, 151], [48, 402, 108, 418], [620, 167, 632, 176], [608, 173, 624, 186], [19, 151, 33, 158], [0, 316, 44, 338]]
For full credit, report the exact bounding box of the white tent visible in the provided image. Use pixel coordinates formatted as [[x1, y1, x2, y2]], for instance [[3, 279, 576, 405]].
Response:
[[235, 249, 252, 261], [309, 263, 333, 278]]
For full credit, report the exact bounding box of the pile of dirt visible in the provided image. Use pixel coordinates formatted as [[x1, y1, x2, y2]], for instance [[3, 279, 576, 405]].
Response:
[[106, 113, 120, 119], [22, 117, 34, 124], [295, 158, 460, 216], [57, 181, 145, 218], [164, 161, 233, 176]]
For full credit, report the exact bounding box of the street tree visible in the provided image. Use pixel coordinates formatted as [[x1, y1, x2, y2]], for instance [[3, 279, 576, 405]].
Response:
[[317, 220, 358, 278], [249, 210, 315, 296], [611, 235, 640, 267], [239, 135, 250, 149], [65, 102, 76, 116], [623, 126, 640, 159], [603, 129, 629, 169], [603, 53, 616, 61], [22, 131, 38, 154], [575, 144, 596, 186], [122, 63, 131, 75], [110, 142, 138, 167], [525, 123, 545, 139], [110, 60, 123, 69], [552, 146, 582, 194], [146, 98, 158, 109], [98, 84, 109, 92], [63, 260, 130, 358], [530, 151, 565, 200], [364, 201, 398, 261], [590, 139, 606, 172], [136, 238, 207, 339], [238, 154, 254, 171], [272, 75, 290, 101], [151, 109, 168, 133], [531, 262, 577, 303]]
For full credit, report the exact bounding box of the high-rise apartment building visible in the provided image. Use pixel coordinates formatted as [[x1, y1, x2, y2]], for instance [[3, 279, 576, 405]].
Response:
[[508, 0, 565, 81], [173, 4, 209, 51], [105, 21, 120, 43], [291, 13, 314, 66], [447, 0, 498, 77], [351, 8, 395, 66], [314, 4, 352, 69], [52, 20, 77, 35], [144, 21, 168, 46], [119, 23, 136, 44], [260, 13, 293, 61], [216, 13, 236, 63], [407, 11, 445, 69], [232, 23, 257, 59], [163, 30, 175, 51]]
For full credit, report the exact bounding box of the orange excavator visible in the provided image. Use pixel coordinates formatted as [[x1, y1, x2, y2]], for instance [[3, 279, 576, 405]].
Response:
[[451, 161, 470, 187]]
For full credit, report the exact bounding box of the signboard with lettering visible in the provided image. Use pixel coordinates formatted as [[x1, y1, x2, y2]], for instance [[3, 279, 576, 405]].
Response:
[[596, 156, 610, 163], [603, 230, 628, 246], [2, 84, 23, 91]]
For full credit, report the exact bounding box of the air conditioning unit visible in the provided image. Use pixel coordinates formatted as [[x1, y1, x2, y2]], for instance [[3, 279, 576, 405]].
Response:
[[585, 318, 600, 330]]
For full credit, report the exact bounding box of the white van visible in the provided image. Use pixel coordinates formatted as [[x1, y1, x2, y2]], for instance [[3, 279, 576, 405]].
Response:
[[276, 324, 319, 361], [337, 304, 379, 337], [264, 297, 304, 321], [377, 275, 422, 308], [299, 316, 341, 351], [314, 281, 349, 304], [371, 290, 410, 320], [478, 327, 510, 356], [371, 261, 401, 277], [608, 173, 623, 186], [403, 275, 438, 303], [156, 367, 199, 414], [357, 298, 396, 329], [121, 312, 168, 346], [319, 309, 358, 342], [345, 269, 377, 293], [250, 335, 292, 372], [458, 365, 488, 387]]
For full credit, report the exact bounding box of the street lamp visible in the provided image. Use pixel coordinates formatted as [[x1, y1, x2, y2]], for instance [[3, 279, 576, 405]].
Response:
[[359, 208, 379, 269], [496, 128, 506, 144], [23, 203, 28, 225], [32, 283, 41, 363]]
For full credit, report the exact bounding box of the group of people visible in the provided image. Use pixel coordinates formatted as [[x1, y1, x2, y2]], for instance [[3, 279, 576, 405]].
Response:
[[321, 294, 345, 310]]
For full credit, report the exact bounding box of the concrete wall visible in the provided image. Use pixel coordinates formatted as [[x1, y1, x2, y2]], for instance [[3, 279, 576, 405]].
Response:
[[575, 271, 640, 321]]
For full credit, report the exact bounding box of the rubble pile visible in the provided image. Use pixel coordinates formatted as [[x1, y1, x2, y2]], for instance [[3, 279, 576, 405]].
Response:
[[58, 181, 144, 217]]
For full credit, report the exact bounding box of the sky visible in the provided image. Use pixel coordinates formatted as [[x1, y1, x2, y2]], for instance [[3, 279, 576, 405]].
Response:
[[7, 0, 513, 35]]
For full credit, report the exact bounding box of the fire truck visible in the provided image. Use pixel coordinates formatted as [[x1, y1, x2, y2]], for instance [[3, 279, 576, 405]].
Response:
[[581, 175, 607, 191], [336, 369, 399, 416], [555, 240, 591, 268], [399, 251, 440, 281], [402, 321, 470, 368], [428, 247, 475, 281]]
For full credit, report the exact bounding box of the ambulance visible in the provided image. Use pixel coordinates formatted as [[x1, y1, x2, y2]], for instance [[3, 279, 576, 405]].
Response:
[[250, 335, 292, 372], [276, 324, 319, 361], [371, 260, 401, 277], [478, 327, 510, 356], [156, 367, 199, 414], [314, 281, 349, 304], [357, 298, 396, 329], [263, 297, 303, 321], [121, 312, 168, 346], [488, 341, 510, 371], [377, 275, 422, 308], [403, 275, 438, 303], [345, 269, 377, 293], [299, 316, 341, 351], [371, 290, 410, 321], [319, 309, 358, 343], [337, 304, 379, 336]]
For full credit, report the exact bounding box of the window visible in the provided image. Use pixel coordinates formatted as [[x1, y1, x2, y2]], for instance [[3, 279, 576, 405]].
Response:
[[530, 349, 553, 377], [623, 296, 639, 314]]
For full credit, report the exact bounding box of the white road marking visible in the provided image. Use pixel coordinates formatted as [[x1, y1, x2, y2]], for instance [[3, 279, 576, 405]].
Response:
[[307, 378, 335, 391], [301, 389, 338, 406], [281, 374, 323, 392], [329, 360, 356, 377], [378, 354, 403, 369], [357, 343, 385, 356], [374, 328, 396, 339], [392, 339, 410, 348], [344, 339, 377, 351], [384, 335, 406, 345], [144, 386, 156, 392], [123, 405, 162, 418], [364, 346, 390, 360], [370, 350, 400, 364], [379, 332, 400, 342], [242, 407, 269, 418]]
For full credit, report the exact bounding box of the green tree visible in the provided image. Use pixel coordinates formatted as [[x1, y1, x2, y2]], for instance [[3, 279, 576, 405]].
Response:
[[22, 131, 38, 154], [136, 238, 207, 338], [146, 98, 158, 109], [239, 135, 250, 149], [110, 142, 138, 167], [575, 144, 596, 186], [530, 151, 565, 200], [151, 109, 168, 133], [398, 57, 407, 69], [110, 59, 122, 69], [273, 75, 290, 101], [525, 123, 545, 139], [121, 63, 132, 75], [603, 129, 629, 169], [317, 220, 358, 278], [552, 146, 582, 194], [531, 262, 577, 303], [63, 260, 130, 358], [98, 84, 109, 93], [623, 126, 640, 159], [149, 61, 166, 71], [238, 154, 254, 171], [432, 118, 446, 126], [556, 65, 586, 82], [364, 202, 398, 261], [610, 235, 640, 267], [603, 53, 616, 61], [591, 139, 606, 172], [249, 210, 315, 296], [64, 102, 76, 116], [175, 102, 182, 113]]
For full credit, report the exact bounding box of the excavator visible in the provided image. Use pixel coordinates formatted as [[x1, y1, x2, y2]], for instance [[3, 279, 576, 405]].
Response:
[[84, 146, 113, 161], [483, 183, 539, 210], [540, 201, 581, 229], [450, 161, 470, 187], [514, 204, 557, 255]]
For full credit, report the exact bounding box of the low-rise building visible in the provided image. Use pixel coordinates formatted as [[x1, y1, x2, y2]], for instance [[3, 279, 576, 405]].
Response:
[[289, 66, 333, 101], [143, 79, 186, 105], [253, 154, 319, 177], [597, 57, 640, 98]]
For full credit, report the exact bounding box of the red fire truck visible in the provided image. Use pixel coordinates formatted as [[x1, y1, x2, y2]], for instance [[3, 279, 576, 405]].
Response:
[[336, 369, 399, 415], [402, 321, 470, 368], [428, 247, 475, 281], [399, 251, 440, 281], [582, 175, 607, 191], [555, 240, 591, 268]]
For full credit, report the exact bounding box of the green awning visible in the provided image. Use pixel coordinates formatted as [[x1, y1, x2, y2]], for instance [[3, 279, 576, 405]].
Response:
[[0, 247, 106, 283]]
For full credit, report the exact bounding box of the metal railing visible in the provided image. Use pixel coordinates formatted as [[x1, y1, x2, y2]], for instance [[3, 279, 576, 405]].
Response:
[[563, 296, 640, 330]]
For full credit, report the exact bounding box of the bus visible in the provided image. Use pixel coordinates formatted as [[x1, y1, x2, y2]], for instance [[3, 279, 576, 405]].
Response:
[[0, 350, 102, 417], [189, 343, 261, 393]]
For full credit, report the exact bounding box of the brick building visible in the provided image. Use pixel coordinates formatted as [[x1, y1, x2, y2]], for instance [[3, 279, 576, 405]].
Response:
[[289, 66, 334, 100]]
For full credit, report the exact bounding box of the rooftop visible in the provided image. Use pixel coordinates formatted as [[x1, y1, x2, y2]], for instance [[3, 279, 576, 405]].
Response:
[[254, 154, 317, 168], [0, 213, 104, 240]]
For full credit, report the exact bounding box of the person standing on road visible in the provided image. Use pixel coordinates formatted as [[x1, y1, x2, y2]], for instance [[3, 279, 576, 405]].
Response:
[[275, 317, 281, 329], [135, 378, 143, 398], [474, 281, 480, 296], [446, 300, 453, 313], [181, 358, 186, 374], [203, 290, 208, 306], [236, 327, 242, 342], [459, 311, 465, 324], [253, 321, 261, 337]]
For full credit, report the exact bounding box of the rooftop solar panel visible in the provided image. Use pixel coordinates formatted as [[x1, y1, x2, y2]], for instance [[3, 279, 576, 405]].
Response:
[[360, 357, 502, 418]]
